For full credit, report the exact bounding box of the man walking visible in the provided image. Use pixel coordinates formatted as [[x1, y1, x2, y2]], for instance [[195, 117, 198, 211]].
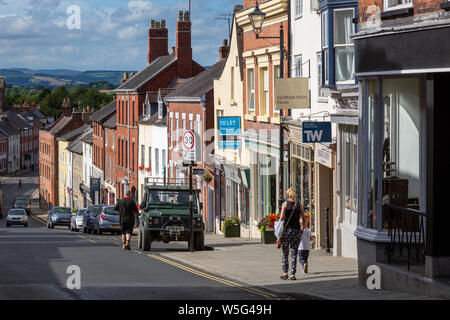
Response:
[[18, 179, 22, 191], [114, 191, 139, 250]]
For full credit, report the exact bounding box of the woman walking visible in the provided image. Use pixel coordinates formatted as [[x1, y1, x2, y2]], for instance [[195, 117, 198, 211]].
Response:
[[278, 188, 307, 280]]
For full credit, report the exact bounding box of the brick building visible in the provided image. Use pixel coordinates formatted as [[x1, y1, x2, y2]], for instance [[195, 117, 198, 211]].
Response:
[[114, 11, 204, 200], [353, 0, 450, 296], [236, 0, 290, 238], [39, 112, 91, 209], [0, 132, 7, 174], [165, 59, 226, 231], [103, 114, 117, 205], [90, 100, 117, 204], [0, 119, 20, 174]]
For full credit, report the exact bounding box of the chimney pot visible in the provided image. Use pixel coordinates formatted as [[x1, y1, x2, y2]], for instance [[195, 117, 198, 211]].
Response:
[[123, 72, 129, 80], [161, 19, 166, 28], [178, 11, 183, 21], [223, 39, 228, 46], [184, 11, 190, 21], [151, 19, 155, 28], [171, 46, 176, 54], [156, 21, 161, 28]]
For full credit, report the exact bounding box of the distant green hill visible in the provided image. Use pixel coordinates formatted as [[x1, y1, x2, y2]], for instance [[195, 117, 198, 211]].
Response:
[[0, 68, 136, 88]]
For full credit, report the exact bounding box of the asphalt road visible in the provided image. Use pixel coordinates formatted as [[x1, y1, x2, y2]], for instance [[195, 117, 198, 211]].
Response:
[[0, 174, 279, 300]]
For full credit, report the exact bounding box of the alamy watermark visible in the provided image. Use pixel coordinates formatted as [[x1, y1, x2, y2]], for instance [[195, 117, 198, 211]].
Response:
[[66, 265, 81, 290], [66, 5, 81, 30], [366, 265, 381, 290]]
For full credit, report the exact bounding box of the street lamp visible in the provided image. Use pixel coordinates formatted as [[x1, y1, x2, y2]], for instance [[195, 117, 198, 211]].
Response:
[[249, 1, 286, 213]]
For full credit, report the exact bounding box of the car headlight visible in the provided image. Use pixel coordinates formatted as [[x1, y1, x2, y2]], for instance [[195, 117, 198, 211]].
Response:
[[51, 215, 57, 221], [153, 218, 160, 225]]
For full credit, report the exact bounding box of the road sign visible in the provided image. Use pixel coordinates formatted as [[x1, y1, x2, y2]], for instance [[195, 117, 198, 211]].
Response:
[[182, 130, 201, 163], [193, 169, 205, 175], [302, 122, 332, 143]]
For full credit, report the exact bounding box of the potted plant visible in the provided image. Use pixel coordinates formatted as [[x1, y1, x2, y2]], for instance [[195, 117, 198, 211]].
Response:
[[145, 166, 152, 173], [202, 172, 212, 183], [222, 216, 240, 237], [257, 214, 280, 244], [138, 164, 144, 171]]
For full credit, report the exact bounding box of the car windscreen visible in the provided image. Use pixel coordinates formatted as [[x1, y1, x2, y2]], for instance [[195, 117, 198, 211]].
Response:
[[53, 208, 72, 214], [89, 206, 103, 213], [77, 210, 87, 216], [15, 200, 28, 205], [104, 207, 119, 215], [146, 190, 197, 208], [9, 209, 26, 216]]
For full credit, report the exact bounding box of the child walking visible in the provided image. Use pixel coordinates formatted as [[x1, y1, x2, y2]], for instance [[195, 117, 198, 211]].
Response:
[[298, 222, 314, 273]]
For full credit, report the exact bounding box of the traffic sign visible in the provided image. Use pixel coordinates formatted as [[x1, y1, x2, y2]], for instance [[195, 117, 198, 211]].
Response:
[[182, 130, 201, 163]]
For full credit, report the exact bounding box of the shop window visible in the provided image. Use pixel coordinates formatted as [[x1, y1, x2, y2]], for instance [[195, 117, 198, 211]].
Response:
[[334, 9, 355, 83], [362, 78, 421, 230], [384, 0, 412, 11]]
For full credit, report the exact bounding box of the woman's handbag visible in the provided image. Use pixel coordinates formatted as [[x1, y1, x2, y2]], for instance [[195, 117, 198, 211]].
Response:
[[274, 201, 299, 239]]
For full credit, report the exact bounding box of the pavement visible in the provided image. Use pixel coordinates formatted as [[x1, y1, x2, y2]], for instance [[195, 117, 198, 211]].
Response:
[[158, 234, 440, 300]]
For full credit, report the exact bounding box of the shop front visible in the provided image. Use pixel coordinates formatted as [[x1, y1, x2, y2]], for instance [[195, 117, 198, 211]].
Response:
[[355, 25, 450, 284]]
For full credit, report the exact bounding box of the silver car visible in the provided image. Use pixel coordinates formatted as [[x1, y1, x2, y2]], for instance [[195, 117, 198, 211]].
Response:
[[70, 208, 87, 232], [6, 208, 28, 227], [93, 206, 121, 235], [47, 207, 72, 229]]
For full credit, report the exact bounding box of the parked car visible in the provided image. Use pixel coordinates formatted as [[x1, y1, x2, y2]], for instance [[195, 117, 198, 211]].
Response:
[[47, 207, 72, 229], [70, 208, 87, 232], [13, 198, 31, 215], [82, 205, 104, 234], [93, 206, 121, 235], [6, 208, 28, 227]]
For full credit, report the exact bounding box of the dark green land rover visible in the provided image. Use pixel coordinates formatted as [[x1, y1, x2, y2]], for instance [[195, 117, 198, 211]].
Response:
[[137, 182, 205, 251]]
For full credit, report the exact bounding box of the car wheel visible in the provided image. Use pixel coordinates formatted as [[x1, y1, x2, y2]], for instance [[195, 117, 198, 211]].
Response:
[[97, 227, 102, 235], [194, 232, 205, 251], [6, 223, 10, 227], [24, 223, 28, 228], [142, 229, 151, 251]]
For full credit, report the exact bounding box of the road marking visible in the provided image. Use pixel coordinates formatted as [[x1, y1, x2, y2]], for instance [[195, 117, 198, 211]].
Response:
[[78, 235, 96, 243], [147, 254, 280, 300]]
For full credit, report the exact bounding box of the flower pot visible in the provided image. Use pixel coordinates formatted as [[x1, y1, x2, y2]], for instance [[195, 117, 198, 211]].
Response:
[[223, 224, 240, 237], [261, 228, 277, 244]]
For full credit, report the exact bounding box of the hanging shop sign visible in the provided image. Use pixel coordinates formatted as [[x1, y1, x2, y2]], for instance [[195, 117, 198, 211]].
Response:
[[302, 122, 332, 143], [315, 143, 333, 168], [218, 116, 241, 149], [275, 77, 310, 109]]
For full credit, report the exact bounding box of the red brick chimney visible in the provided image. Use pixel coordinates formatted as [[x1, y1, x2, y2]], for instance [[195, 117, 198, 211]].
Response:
[[176, 11, 193, 78], [243, 0, 257, 9], [219, 39, 229, 60], [148, 19, 169, 64], [61, 98, 72, 116]]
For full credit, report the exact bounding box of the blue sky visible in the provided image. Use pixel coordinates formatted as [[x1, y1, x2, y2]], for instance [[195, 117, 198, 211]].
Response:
[[0, 0, 242, 71]]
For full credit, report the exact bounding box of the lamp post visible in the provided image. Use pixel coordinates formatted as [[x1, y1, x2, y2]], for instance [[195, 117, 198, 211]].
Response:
[[249, 1, 286, 213]]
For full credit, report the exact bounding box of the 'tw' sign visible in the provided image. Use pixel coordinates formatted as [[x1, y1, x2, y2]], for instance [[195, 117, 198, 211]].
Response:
[[302, 122, 332, 143]]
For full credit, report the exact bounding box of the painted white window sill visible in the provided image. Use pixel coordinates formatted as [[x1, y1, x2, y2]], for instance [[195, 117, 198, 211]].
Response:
[[383, 3, 413, 12], [295, 14, 303, 20], [270, 117, 281, 124], [257, 115, 269, 123], [354, 225, 391, 243], [245, 114, 256, 121]]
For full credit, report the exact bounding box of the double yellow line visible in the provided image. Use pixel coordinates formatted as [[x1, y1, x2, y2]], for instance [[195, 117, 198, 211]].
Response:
[[148, 254, 282, 300]]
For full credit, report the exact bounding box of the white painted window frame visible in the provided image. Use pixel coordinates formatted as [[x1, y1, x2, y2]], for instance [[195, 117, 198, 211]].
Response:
[[334, 7, 355, 85], [383, 0, 413, 12]]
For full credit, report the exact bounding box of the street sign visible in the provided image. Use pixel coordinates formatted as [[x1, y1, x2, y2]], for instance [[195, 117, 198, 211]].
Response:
[[182, 130, 201, 163], [193, 169, 205, 175], [302, 122, 332, 143]]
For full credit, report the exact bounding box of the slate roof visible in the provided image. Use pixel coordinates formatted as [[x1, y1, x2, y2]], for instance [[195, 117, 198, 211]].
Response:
[[32, 110, 46, 119], [90, 100, 116, 123], [0, 131, 8, 140], [67, 128, 92, 155], [57, 124, 90, 142], [165, 60, 226, 100], [116, 54, 177, 91], [81, 129, 93, 144], [138, 112, 167, 126], [48, 116, 73, 134], [5, 111, 32, 129], [0, 119, 20, 136], [103, 113, 116, 129]]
